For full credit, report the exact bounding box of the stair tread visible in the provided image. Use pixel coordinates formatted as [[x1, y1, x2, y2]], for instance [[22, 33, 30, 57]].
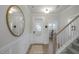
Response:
[[73, 41, 79, 47], [77, 38, 79, 42], [67, 47, 79, 54]]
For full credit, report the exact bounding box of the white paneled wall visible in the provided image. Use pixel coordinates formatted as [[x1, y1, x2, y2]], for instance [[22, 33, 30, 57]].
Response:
[[0, 5, 32, 54], [0, 34, 31, 54], [58, 6, 79, 31]]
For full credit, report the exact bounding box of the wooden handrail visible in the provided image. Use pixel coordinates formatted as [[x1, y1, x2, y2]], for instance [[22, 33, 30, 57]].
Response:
[[52, 15, 79, 54], [57, 15, 79, 35]]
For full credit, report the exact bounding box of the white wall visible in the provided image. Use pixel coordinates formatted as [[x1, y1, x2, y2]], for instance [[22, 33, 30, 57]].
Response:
[[58, 6, 79, 29], [0, 5, 32, 54]]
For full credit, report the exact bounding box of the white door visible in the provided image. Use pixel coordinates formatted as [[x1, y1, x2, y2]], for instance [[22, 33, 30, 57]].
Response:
[[32, 16, 49, 44]]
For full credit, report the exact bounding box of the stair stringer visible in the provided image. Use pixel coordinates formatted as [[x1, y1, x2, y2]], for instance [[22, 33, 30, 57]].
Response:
[[56, 35, 79, 54]]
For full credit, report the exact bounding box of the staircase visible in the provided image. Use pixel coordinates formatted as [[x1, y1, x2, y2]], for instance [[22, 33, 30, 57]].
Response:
[[52, 14, 79, 54], [61, 37, 79, 54]]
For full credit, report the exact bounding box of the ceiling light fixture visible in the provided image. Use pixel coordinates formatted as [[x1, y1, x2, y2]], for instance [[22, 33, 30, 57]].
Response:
[[41, 6, 57, 14], [41, 7, 52, 14]]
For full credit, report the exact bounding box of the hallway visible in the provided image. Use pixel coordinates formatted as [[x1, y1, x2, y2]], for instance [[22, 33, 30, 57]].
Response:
[[0, 5, 79, 54]]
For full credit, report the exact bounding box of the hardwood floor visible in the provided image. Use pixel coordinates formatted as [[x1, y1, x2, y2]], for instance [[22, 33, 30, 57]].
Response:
[[27, 44, 48, 54]]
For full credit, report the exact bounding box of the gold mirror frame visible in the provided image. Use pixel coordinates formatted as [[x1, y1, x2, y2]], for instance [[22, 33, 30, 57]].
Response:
[[6, 5, 25, 37]]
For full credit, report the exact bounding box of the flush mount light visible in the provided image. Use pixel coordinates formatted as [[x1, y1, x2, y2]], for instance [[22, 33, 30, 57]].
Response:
[[41, 6, 57, 14], [6, 5, 25, 37], [41, 7, 52, 14]]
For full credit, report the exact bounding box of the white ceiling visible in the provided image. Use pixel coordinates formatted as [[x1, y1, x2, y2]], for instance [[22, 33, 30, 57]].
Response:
[[28, 5, 70, 14]]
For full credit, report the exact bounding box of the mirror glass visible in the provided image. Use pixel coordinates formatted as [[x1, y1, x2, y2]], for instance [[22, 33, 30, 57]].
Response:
[[6, 6, 25, 37]]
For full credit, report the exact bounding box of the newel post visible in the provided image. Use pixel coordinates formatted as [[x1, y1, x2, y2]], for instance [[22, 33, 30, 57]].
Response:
[[53, 33, 57, 54]]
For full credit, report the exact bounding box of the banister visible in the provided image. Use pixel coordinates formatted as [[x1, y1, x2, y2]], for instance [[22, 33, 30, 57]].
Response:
[[56, 15, 79, 35], [52, 15, 79, 54]]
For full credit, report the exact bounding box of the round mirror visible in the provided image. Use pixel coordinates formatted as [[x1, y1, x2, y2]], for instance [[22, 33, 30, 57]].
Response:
[[6, 5, 25, 37]]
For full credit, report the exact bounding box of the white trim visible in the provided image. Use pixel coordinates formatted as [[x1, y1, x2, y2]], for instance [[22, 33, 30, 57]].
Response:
[[56, 34, 79, 54]]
